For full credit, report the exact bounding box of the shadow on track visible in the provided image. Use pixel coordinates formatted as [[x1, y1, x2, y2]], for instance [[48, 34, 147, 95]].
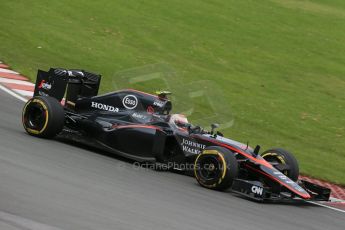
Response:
[[55, 134, 318, 207]]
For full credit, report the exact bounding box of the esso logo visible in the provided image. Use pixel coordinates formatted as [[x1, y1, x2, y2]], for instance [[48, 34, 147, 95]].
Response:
[[122, 95, 138, 109], [251, 185, 263, 195]]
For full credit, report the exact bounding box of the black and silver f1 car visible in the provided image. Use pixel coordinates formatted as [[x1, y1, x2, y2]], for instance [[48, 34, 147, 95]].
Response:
[[22, 68, 331, 201]]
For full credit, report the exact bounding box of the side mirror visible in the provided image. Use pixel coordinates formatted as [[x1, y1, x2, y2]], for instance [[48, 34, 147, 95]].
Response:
[[211, 123, 219, 135], [216, 131, 224, 137], [253, 145, 260, 157]]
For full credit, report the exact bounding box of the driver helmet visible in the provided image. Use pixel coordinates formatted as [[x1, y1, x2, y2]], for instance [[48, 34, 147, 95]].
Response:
[[169, 114, 188, 127]]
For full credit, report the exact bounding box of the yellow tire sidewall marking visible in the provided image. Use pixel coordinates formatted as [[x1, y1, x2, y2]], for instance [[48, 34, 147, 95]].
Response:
[[262, 152, 288, 175], [194, 149, 228, 187], [22, 98, 49, 135], [262, 152, 286, 164]]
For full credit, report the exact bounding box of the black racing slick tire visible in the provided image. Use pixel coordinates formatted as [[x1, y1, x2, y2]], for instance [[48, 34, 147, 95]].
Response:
[[194, 146, 238, 191], [22, 96, 65, 138], [261, 148, 299, 181]]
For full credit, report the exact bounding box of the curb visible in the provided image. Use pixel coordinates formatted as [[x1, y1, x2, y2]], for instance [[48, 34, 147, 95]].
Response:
[[299, 175, 345, 206], [0, 61, 33, 100]]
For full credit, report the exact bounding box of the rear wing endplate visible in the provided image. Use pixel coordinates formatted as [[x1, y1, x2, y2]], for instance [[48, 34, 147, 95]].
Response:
[[33, 68, 101, 102]]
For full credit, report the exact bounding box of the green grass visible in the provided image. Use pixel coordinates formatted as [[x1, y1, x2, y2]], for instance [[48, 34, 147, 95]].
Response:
[[1, 0, 344, 184]]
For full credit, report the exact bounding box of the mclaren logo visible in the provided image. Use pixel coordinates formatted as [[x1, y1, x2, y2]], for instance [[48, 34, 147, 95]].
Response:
[[122, 95, 138, 109], [91, 102, 119, 112], [251, 185, 263, 195]]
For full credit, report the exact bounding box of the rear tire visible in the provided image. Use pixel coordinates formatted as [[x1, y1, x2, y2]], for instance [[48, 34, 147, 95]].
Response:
[[194, 146, 238, 191], [261, 148, 299, 181], [22, 96, 65, 138]]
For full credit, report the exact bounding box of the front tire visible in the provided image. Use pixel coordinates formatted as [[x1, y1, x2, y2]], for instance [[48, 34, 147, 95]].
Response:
[[22, 96, 65, 138], [194, 146, 238, 191], [261, 148, 299, 181]]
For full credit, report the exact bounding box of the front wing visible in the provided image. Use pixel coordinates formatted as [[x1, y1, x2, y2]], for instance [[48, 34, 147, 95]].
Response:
[[230, 179, 331, 202]]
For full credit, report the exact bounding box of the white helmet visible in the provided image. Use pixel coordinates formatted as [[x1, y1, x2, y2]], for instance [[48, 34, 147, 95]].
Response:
[[169, 114, 188, 127]]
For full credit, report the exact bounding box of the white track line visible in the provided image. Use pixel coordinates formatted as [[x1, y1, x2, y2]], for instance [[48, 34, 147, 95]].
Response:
[[0, 84, 28, 102], [13, 89, 34, 97], [306, 200, 345, 214], [0, 211, 62, 230], [0, 77, 34, 85], [329, 197, 345, 202], [0, 68, 19, 74]]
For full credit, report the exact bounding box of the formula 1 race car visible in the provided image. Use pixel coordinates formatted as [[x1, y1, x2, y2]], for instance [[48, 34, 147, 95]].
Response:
[[22, 68, 331, 202]]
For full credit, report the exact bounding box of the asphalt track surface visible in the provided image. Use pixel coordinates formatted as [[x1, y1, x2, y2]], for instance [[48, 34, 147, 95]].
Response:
[[0, 90, 344, 230]]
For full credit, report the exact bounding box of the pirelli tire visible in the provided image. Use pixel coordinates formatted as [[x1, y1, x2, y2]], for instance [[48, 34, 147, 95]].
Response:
[[194, 146, 238, 191], [261, 148, 299, 181], [22, 96, 65, 138]]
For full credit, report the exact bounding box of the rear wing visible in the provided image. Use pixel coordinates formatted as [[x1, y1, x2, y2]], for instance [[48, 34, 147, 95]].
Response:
[[34, 68, 101, 103]]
